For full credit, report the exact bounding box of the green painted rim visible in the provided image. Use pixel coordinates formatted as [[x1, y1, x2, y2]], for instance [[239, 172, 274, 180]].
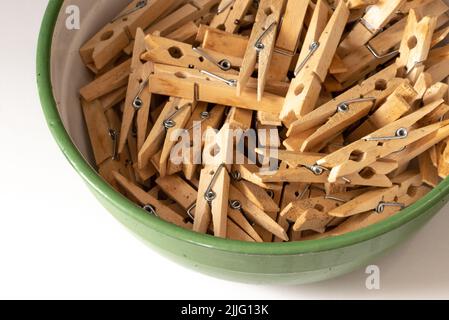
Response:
[[37, 0, 449, 256]]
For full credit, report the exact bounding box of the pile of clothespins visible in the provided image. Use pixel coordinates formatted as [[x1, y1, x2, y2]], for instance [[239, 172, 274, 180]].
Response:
[[79, 0, 449, 242]]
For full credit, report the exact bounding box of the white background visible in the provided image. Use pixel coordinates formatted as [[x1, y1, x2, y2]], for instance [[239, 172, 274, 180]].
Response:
[[0, 0, 449, 300]]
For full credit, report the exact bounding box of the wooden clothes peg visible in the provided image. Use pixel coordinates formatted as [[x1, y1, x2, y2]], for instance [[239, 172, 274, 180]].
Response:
[[99, 87, 127, 111], [256, 149, 396, 187], [306, 181, 430, 239], [118, 29, 153, 154], [288, 67, 407, 151], [347, 82, 417, 142], [194, 124, 234, 238], [98, 108, 136, 189], [237, 0, 286, 101], [157, 100, 195, 177], [147, 0, 220, 36], [280, 1, 350, 123], [80, 0, 176, 70], [328, 186, 399, 218], [396, 9, 437, 84], [142, 35, 240, 73], [419, 150, 441, 187], [81, 99, 117, 166], [231, 171, 280, 213], [211, 0, 254, 33], [328, 170, 426, 218], [197, 25, 249, 57], [228, 185, 289, 241], [335, 1, 449, 88], [387, 120, 449, 166], [187, 171, 265, 242], [281, 189, 365, 233], [183, 104, 226, 180], [295, 0, 330, 81], [122, 0, 220, 54], [346, 0, 379, 9], [138, 98, 193, 170], [155, 173, 260, 241], [338, 0, 406, 57], [285, 62, 398, 134], [231, 162, 283, 191], [317, 99, 446, 181], [147, 64, 285, 113], [80, 59, 132, 102], [226, 107, 253, 130], [165, 21, 199, 44], [425, 45, 449, 83], [113, 171, 192, 229], [273, 182, 310, 241], [267, 0, 309, 82]]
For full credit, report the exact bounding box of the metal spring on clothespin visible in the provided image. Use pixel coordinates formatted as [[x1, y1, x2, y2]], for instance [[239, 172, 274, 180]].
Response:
[[337, 97, 377, 113], [204, 163, 227, 202], [132, 77, 150, 110], [294, 41, 320, 76], [143, 204, 159, 217], [193, 47, 232, 71], [254, 21, 278, 52], [364, 128, 409, 142], [112, 0, 147, 22], [200, 70, 238, 87]]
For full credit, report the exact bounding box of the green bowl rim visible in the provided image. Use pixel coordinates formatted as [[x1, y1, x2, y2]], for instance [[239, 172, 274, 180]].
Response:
[[37, 0, 449, 256]]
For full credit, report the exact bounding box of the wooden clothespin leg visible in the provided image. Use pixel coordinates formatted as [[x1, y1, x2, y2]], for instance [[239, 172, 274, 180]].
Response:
[[280, 1, 350, 123], [266, 0, 309, 82], [237, 0, 285, 101], [183, 104, 227, 180], [338, 0, 405, 57], [138, 98, 191, 170], [118, 28, 153, 154], [113, 171, 192, 229], [211, 0, 254, 33], [194, 124, 234, 238]]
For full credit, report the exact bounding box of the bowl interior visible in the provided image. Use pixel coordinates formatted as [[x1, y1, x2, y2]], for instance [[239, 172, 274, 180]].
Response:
[[43, 0, 449, 255], [51, 0, 129, 166]]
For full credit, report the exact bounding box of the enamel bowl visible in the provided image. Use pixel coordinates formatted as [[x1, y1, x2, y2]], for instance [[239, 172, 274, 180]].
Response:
[[37, 0, 449, 284]]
